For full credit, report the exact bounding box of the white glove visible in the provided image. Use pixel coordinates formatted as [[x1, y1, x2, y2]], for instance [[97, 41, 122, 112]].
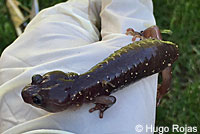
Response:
[[0, 0, 157, 133]]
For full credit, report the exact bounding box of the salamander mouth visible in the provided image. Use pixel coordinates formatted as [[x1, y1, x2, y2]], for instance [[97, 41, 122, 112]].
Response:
[[41, 106, 66, 113], [33, 100, 70, 113]]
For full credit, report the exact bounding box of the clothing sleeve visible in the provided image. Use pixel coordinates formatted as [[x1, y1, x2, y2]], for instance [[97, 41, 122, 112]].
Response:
[[0, 0, 157, 134]]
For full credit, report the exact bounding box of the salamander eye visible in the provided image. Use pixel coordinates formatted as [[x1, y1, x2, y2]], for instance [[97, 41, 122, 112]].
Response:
[[32, 74, 43, 84], [32, 94, 43, 105]]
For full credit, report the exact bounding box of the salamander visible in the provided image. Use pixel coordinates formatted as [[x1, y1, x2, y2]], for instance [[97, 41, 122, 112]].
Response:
[[21, 26, 179, 118]]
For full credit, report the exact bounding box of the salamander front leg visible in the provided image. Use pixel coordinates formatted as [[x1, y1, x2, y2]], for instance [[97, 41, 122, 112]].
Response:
[[89, 95, 116, 118], [157, 67, 172, 106], [126, 28, 144, 41]]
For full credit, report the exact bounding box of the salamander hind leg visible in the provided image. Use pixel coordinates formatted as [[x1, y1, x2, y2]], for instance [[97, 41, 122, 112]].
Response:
[[157, 67, 172, 106], [89, 95, 116, 118]]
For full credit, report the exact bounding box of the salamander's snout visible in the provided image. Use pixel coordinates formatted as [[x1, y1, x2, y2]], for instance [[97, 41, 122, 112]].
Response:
[[21, 70, 79, 112], [21, 85, 38, 104], [21, 88, 29, 103], [22, 74, 44, 104]]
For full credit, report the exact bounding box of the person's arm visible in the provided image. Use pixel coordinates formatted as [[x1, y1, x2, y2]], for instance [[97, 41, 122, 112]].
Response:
[[1, 0, 158, 134]]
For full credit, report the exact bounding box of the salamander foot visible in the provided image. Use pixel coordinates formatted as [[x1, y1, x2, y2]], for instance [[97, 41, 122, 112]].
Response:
[[89, 95, 116, 118]]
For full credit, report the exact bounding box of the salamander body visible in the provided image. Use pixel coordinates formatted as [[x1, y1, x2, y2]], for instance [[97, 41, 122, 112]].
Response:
[[22, 26, 179, 118]]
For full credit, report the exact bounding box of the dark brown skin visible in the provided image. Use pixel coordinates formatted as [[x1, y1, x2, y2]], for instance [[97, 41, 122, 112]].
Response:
[[22, 26, 179, 118], [126, 25, 173, 105]]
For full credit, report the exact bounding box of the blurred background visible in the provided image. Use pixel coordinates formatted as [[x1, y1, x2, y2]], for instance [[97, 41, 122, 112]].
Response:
[[0, 0, 199, 132]]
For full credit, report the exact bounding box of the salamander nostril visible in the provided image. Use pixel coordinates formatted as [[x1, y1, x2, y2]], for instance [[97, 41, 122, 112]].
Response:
[[32, 94, 43, 105], [32, 74, 43, 85]]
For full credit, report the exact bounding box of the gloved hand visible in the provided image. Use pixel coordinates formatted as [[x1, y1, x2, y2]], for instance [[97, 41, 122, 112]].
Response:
[[0, 0, 157, 133]]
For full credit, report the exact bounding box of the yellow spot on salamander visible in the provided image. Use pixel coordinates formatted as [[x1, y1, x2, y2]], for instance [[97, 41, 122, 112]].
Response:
[[79, 92, 82, 95], [76, 104, 80, 107], [131, 72, 133, 75]]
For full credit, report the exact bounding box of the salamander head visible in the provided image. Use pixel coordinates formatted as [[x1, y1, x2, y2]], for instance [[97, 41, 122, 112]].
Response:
[[21, 71, 78, 112]]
